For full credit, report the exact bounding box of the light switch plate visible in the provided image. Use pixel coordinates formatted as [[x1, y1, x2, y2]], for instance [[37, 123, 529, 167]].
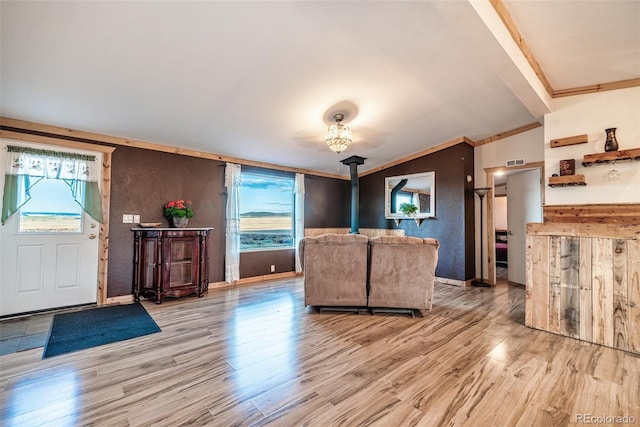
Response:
[[122, 214, 134, 223], [133, 214, 140, 223]]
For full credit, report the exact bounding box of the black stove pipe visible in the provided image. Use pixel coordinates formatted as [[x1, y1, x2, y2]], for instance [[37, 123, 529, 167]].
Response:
[[340, 155, 366, 234]]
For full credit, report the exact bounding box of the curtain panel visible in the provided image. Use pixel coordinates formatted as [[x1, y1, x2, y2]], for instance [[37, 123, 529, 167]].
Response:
[[294, 173, 305, 273], [225, 162, 241, 283], [2, 145, 103, 224]]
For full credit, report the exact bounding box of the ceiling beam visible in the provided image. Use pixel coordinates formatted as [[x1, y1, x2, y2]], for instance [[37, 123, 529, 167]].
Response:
[[488, 0, 554, 98], [468, 0, 553, 120]]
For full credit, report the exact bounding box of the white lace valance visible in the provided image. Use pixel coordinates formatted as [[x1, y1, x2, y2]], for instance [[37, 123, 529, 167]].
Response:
[[6, 145, 100, 181], [2, 145, 104, 224]]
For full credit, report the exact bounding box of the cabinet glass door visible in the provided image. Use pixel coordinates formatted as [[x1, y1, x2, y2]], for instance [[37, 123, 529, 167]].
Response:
[[169, 239, 194, 287], [142, 239, 156, 289]]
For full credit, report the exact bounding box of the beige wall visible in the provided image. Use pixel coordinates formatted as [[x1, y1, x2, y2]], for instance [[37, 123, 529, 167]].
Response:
[[473, 126, 544, 282], [474, 126, 544, 187], [473, 86, 640, 284], [544, 86, 640, 205]]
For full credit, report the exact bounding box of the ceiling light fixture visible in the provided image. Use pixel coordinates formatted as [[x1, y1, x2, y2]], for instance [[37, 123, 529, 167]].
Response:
[[325, 113, 352, 154]]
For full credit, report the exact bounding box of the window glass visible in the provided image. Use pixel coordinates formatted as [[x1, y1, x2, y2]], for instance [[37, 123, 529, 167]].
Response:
[[19, 179, 82, 233], [240, 172, 294, 251]]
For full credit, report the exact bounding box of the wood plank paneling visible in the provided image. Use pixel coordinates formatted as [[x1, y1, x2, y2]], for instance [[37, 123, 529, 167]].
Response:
[[528, 223, 640, 239], [527, 234, 549, 330], [548, 236, 562, 334], [543, 203, 640, 225], [612, 240, 629, 351], [628, 240, 640, 354], [559, 237, 580, 338], [527, 223, 640, 355], [592, 238, 614, 347], [579, 237, 593, 342]]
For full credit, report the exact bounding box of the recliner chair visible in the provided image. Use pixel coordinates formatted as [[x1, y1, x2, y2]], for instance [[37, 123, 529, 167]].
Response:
[[367, 236, 440, 310], [299, 233, 369, 307]]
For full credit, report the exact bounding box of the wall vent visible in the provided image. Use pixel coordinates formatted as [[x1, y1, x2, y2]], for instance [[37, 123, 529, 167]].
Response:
[[506, 158, 525, 167]]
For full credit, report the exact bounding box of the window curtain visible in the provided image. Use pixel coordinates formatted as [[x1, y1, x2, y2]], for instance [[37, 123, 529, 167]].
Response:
[[294, 173, 305, 273], [2, 145, 103, 224], [225, 162, 241, 283]]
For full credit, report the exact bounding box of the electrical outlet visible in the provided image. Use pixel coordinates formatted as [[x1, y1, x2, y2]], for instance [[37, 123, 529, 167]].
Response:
[[133, 214, 140, 223], [122, 214, 134, 223], [270, 265, 276, 273]]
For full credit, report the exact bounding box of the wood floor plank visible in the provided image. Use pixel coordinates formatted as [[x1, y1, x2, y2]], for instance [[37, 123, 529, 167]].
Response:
[[1, 278, 638, 426]]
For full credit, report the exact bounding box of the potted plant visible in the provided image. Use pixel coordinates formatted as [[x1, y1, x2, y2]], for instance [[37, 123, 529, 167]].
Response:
[[164, 199, 193, 228], [399, 203, 418, 216]]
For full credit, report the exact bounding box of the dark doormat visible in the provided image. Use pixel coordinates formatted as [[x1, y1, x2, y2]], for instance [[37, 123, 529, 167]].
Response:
[[43, 303, 161, 358]]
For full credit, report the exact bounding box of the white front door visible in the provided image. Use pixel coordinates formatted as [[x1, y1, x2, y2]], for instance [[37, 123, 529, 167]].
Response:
[[506, 169, 542, 285], [0, 142, 101, 316]]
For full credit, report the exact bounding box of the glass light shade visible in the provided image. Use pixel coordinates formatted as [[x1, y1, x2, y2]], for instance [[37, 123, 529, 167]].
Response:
[[474, 187, 490, 197], [325, 122, 352, 153]]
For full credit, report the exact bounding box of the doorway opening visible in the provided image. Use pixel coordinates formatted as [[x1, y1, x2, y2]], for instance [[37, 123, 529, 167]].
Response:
[[484, 162, 544, 285], [493, 192, 508, 281], [0, 136, 114, 316]]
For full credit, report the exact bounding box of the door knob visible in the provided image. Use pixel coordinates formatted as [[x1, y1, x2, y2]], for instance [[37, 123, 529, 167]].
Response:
[[89, 234, 97, 240]]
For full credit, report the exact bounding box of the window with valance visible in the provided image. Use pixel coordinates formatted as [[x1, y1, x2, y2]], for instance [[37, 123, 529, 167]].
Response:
[[2, 145, 104, 224]]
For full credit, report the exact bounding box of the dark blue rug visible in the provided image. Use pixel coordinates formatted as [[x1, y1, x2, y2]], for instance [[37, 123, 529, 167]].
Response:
[[43, 303, 161, 358]]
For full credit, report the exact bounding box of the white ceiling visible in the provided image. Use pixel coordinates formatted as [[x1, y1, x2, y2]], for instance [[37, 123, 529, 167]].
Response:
[[1, 1, 638, 176]]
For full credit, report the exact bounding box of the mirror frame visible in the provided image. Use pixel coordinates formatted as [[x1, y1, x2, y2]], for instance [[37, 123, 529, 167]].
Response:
[[384, 171, 436, 219]]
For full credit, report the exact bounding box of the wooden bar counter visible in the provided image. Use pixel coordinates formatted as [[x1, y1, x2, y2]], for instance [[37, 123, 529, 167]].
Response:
[[526, 222, 640, 354]]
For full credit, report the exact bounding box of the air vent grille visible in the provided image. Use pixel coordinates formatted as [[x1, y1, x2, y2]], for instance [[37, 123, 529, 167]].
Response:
[[506, 158, 525, 167]]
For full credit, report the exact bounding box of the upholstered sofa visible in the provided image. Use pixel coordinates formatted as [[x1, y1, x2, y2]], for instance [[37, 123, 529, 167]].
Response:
[[368, 236, 440, 310], [298, 233, 369, 307], [299, 234, 440, 311]]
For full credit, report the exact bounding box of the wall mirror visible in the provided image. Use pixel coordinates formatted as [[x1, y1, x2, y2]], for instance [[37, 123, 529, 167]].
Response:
[[384, 171, 436, 219]]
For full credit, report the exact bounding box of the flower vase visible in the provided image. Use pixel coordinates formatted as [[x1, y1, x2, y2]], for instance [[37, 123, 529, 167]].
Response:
[[172, 216, 189, 228], [604, 128, 619, 152]]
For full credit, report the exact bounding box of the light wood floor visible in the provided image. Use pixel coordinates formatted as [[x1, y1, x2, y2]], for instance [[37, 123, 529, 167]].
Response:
[[1, 278, 638, 426]]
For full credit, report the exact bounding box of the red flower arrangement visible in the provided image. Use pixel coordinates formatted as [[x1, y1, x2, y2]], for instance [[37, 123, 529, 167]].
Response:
[[164, 199, 194, 218]]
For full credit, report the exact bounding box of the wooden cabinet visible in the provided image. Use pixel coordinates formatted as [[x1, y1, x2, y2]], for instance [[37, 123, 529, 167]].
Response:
[[132, 228, 213, 304]]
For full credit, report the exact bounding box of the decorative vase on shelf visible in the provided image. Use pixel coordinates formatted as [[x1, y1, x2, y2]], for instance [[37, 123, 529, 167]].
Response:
[[604, 128, 619, 152], [172, 216, 189, 228]]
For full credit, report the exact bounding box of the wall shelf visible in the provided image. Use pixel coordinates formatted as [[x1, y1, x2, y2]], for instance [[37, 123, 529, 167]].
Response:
[[548, 174, 586, 187], [582, 147, 640, 166], [550, 134, 588, 148]]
